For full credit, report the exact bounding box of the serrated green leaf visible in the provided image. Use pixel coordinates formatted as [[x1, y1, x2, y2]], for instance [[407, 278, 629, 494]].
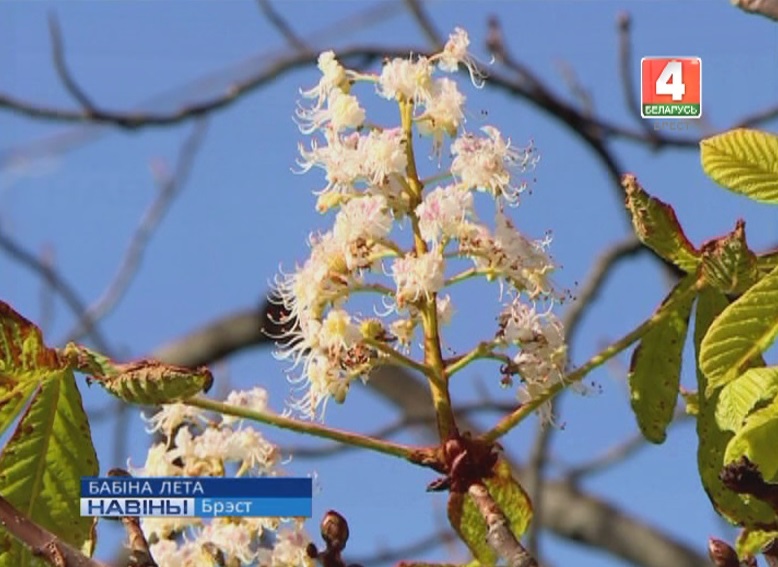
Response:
[[736, 528, 778, 558], [86, 358, 213, 405], [621, 174, 701, 272], [725, 397, 778, 483], [629, 280, 695, 443], [717, 367, 778, 433], [699, 220, 760, 295], [0, 373, 99, 567], [700, 264, 778, 395], [694, 287, 776, 527], [448, 460, 532, 564], [0, 302, 99, 565], [700, 129, 778, 204]]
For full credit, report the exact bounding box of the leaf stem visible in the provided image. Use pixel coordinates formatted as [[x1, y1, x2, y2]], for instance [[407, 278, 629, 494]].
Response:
[[481, 274, 705, 442]]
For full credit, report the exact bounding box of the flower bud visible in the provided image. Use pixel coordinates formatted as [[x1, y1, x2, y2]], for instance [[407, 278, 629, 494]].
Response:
[[321, 510, 349, 553]]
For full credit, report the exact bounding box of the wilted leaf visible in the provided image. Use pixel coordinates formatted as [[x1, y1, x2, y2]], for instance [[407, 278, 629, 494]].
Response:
[[700, 129, 778, 204], [621, 173, 700, 272], [629, 280, 694, 443], [694, 288, 776, 527], [448, 460, 532, 564], [85, 356, 213, 405], [699, 264, 778, 395], [699, 220, 760, 295], [717, 367, 778, 433]]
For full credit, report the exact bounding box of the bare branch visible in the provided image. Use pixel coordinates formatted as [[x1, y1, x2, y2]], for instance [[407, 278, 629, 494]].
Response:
[[468, 481, 538, 567], [616, 12, 659, 143], [563, 410, 691, 481], [64, 120, 209, 343], [403, 0, 444, 49], [0, 227, 112, 354], [257, 0, 310, 52], [48, 13, 99, 112], [0, 493, 109, 567]]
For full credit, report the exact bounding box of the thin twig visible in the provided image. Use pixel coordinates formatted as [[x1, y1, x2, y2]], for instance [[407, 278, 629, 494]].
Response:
[[403, 0, 444, 50], [563, 410, 691, 481], [64, 120, 208, 343], [48, 13, 98, 111], [256, 0, 310, 52], [0, 227, 112, 354], [616, 12, 657, 141]]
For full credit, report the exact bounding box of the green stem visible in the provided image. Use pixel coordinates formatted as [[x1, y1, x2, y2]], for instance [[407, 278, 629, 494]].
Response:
[[481, 273, 705, 443], [446, 341, 498, 376], [184, 396, 419, 462], [399, 98, 458, 441], [363, 337, 431, 377]]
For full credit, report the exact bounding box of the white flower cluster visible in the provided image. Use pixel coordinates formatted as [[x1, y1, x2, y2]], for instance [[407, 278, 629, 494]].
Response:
[[274, 28, 567, 422], [130, 388, 313, 567]]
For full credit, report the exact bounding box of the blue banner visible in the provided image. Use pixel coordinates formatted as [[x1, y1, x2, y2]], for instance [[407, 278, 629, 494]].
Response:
[[80, 497, 312, 518], [81, 477, 312, 498]]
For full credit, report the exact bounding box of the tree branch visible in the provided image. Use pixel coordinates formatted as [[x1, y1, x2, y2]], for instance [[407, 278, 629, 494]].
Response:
[[0, 493, 108, 567], [149, 305, 711, 567], [469, 481, 538, 567]]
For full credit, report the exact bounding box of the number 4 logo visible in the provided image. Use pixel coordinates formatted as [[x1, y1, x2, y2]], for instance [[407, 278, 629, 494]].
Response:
[[655, 60, 685, 101], [641, 57, 702, 119]]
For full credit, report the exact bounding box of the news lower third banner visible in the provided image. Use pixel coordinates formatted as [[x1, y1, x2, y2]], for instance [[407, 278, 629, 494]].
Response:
[[80, 477, 312, 518]]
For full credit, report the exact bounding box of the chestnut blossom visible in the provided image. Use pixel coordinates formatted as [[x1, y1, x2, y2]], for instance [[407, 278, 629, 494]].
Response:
[[435, 27, 486, 88], [392, 249, 446, 306], [299, 50, 350, 110], [416, 184, 474, 244], [451, 126, 538, 202], [275, 28, 569, 423], [460, 210, 555, 299], [296, 90, 365, 134], [498, 298, 568, 423], [378, 56, 434, 103], [416, 78, 466, 152], [136, 388, 309, 567]]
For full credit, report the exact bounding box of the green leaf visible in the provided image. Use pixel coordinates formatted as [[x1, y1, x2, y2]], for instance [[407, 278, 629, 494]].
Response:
[[699, 220, 760, 295], [84, 356, 214, 405], [628, 280, 695, 443], [448, 460, 532, 564], [700, 129, 778, 204], [0, 373, 99, 567], [724, 397, 778, 483], [694, 287, 776, 527], [716, 367, 778, 433], [736, 528, 778, 558], [699, 264, 778, 395], [621, 174, 701, 272], [0, 302, 99, 564]]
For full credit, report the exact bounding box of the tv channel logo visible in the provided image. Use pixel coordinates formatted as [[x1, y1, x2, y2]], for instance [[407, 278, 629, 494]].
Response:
[[641, 57, 701, 119]]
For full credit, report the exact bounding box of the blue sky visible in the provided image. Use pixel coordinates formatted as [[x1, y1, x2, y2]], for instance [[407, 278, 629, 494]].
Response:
[[2, 2, 778, 566]]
